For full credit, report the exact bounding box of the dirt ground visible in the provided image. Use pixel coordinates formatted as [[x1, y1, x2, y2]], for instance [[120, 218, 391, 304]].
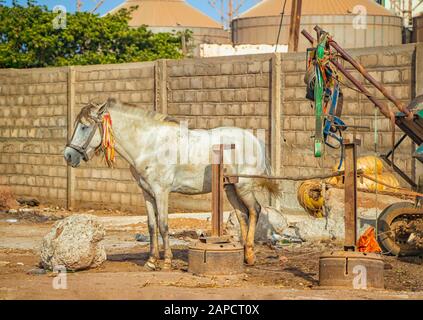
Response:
[[1, 207, 423, 300]]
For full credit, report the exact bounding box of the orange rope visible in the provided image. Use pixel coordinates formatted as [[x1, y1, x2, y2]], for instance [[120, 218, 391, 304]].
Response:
[[101, 113, 115, 167]]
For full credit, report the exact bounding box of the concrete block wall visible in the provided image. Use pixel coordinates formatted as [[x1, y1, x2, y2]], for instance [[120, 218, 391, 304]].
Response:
[[0, 67, 69, 206], [0, 44, 420, 213]]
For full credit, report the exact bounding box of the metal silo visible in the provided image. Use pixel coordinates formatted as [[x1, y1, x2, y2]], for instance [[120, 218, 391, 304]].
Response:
[[232, 0, 403, 50], [107, 0, 230, 55]]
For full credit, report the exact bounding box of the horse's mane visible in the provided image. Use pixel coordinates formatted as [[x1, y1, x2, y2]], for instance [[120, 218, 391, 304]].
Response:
[[74, 103, 99, 125], [111, 99, 179, 124], [76, 98, 179, 125]]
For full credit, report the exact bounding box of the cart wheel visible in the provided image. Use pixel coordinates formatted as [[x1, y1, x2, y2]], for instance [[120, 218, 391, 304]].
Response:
[[377, 202, 421, 256]]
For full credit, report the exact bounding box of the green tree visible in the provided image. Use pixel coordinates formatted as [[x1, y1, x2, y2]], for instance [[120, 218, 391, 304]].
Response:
[[0, 2, 188, 68]]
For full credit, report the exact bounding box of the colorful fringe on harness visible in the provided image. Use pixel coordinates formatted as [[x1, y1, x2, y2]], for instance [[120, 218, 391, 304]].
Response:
[[101, 113, 115, 167]]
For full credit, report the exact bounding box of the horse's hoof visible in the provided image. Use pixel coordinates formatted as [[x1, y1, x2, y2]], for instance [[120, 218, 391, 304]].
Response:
[[144, 260, 157, 271], [244, 250, 256, 266], [162, 259, 172, 271]]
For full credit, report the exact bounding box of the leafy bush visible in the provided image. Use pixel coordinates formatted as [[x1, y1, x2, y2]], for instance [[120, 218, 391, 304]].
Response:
[[0, 1, 188, 68]]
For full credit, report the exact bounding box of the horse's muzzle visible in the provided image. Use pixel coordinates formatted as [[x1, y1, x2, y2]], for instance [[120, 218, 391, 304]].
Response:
[[64, 147, 82, 167]]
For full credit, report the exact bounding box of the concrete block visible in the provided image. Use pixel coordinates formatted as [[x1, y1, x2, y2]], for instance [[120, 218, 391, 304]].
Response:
[[360, 54, 378, 67], [247, 88, 261, 102], [247, 61, 262, 73], [222, 90, 235, 102], [220, 63, 233, 75], [383, 70, 401, 84]]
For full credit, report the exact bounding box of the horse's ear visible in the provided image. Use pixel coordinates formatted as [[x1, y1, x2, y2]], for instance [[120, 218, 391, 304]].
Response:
[[107, 97, 118, 108]]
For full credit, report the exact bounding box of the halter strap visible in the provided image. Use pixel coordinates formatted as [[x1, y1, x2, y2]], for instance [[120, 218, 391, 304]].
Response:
[[66, 100, 110, 161]]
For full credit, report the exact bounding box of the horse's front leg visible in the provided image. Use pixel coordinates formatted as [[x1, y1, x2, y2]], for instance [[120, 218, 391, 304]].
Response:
[[155, 191, 172, 270], [142, 190, 160, 271]]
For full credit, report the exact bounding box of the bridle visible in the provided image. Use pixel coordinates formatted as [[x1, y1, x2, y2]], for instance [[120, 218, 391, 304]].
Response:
[[66, 101, 109, 161]]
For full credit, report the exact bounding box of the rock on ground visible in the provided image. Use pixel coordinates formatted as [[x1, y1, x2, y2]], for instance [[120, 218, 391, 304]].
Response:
[[40, 214, 106, 271]]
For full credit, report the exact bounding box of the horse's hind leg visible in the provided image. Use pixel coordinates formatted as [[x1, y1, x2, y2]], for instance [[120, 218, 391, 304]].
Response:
[[234, 186, 261, 266], [225, 184, 248, 244], [142, 190, 160, 271]]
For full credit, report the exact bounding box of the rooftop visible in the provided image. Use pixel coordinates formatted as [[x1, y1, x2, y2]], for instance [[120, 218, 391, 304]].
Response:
[[108, 0, 223, 29], [240, 0, 394, 18]]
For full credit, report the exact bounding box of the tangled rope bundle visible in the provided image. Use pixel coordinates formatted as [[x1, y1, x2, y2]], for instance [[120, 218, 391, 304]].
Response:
[[297, 180, 325, 218]]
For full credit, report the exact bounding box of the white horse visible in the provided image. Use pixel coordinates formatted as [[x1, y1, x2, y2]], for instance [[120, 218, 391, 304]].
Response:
[[64, 98, 280, 270]]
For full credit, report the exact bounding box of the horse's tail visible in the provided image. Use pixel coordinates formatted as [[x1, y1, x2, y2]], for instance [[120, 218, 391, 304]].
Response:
[[252, 157, 282, 199]]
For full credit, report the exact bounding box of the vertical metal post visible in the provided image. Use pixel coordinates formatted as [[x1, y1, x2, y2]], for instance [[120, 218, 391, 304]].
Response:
[[212, 145, 225, 237], [288, 0, 302, 52], [343, 140, 360, 251], [67, 66, 75, 210]]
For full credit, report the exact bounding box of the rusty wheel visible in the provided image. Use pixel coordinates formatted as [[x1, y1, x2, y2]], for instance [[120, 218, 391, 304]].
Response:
[[377, 202, 423, 256]]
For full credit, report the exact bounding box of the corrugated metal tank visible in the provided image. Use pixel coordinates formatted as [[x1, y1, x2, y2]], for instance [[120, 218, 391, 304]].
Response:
[[107, 0, 230, 55], [232, 0, 402, 51], [413, 15, 423, 43]]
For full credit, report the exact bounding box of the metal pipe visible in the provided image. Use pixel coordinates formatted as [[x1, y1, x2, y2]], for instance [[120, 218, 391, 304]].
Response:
[[288, 0, 303, 52]]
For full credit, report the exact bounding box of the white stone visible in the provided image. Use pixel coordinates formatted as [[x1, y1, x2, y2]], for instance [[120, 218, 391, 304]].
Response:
[[40, 214, 106, 271]]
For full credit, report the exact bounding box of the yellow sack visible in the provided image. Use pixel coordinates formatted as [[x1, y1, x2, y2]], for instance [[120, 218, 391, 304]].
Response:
[[334, 155, 384, 175], [330, 155, 396, 191], [360, 172, 400, 192]]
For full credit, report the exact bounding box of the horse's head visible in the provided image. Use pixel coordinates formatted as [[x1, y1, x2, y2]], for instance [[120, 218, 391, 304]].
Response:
[[64, 101, 109, 167]]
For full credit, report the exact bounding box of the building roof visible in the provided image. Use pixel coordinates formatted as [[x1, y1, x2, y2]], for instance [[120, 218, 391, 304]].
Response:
[[240, 0, 394, 18], [108, 0, 223, 29]]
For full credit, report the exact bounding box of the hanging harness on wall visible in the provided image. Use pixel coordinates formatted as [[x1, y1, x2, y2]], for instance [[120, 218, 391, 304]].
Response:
[[304, 30, 347, 169]]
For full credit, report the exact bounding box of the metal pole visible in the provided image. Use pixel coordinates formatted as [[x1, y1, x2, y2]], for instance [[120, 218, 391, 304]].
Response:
[[77, 0, 82, 12], [212, 145, 224, 237], [288, 0, 302, 52], [343, 141, 359, 251]]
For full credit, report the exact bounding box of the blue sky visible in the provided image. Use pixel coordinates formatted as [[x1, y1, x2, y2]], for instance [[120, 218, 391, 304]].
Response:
[[4, 0, 260, 23]]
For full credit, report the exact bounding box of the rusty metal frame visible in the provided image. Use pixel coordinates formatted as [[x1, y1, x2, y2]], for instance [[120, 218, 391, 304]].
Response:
[[381, 133, 418, 188]]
